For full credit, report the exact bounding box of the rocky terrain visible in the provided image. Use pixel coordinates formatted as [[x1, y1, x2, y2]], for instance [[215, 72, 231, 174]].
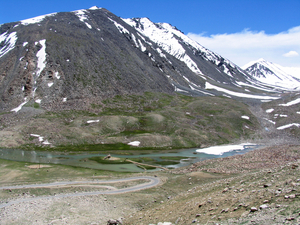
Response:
[[0, 144, 299, 225]]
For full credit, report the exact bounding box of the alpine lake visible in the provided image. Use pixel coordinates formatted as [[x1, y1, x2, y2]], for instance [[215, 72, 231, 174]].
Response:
[[0, 144, 261, 172]]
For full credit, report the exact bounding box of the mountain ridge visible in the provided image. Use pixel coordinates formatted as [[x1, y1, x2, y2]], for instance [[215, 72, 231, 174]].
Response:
[[0, 7, 284, 113], [242, 58, 300, 90]]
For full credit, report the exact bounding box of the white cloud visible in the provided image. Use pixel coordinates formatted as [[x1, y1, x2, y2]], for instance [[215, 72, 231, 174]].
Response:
[[187, 26, 300, 68], [283, 50, 299, 57]]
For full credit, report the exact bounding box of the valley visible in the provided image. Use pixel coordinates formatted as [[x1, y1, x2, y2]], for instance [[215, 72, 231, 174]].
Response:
[[0, 6, 299, 225]]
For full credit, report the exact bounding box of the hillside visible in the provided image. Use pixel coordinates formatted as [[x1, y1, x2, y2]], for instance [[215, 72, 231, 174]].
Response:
[[1, 7, 297, 150]]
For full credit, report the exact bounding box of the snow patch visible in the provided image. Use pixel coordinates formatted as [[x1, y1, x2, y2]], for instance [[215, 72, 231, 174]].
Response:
[[87, 120, 100, 123], [266, 108, 274, 113], [89, 6, 101, 10], [0, 31, 17, 58], [30, 134, 51, 145], [74, 9, 93, 29], [205, 82, 280, 100], [277, 123, 300, 130], [174, 87, 189, 93], [264, 118, 276, 125], [11, 98, 28, 112], [35, 39, 47, 78], [21, 12, 56, 25], [279, 114, 288, 117], [241, 115, 250, 120], [55, 72, 60, 79], [85, 22, 92, 29], [48, 82, 54, 87], [62, 98, 67, 102], [279, 98, 300, 107], [35, 99, 41, 104], [128, 141, 140, 146], [196, 143, 255, 155], [109, 18, 129, 35]]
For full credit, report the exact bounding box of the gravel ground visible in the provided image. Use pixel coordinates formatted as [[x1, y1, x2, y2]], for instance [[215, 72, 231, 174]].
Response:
[[0, 194, 137, 225]]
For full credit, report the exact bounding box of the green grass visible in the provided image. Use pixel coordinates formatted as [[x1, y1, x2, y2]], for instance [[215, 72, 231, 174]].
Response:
[[9, 92, 260, 152]]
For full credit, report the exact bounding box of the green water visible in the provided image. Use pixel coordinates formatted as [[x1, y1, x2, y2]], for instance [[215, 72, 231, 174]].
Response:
[[0, 144, 260, 172]]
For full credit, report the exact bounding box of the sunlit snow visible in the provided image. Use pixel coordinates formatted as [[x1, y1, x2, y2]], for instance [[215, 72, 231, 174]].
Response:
[[55, 72, 60, 79], [35, 39, 47, 78], [279, 98, 300, 107], [123, 18, 204, 75], [196, 143, 255, 155], [89, 6, 101, 10], [108, 18, 129, 34], [128, 141, 141, 146], [277, 123, 300, 130], [11, 98, 28, 112], [242, 58, 300, 90], [87, 120, 100, 123], [0, 32, 17, 58], [241, 115, 250, 120], [205, 82, 280, 100], [21, 13, 57, 25], [74, 9, 93, 29], [266, 108, 274, 113]]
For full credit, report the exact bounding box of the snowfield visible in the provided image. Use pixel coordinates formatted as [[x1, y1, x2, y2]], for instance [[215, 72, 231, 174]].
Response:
[[196, 143, 256, 155]]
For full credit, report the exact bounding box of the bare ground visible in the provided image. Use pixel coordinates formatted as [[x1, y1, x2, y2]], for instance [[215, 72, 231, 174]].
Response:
[[0, 145, 299, 225]]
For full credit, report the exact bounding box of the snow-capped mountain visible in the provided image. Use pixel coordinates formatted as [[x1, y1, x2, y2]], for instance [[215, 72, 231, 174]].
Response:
[[242, 58, 300, 90], [0, 7, 281, 112]]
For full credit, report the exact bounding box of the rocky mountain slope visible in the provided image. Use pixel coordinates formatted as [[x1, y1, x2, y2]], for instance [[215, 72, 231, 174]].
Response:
[[0, 6, 299, 150], [0, 6, 281, 113]]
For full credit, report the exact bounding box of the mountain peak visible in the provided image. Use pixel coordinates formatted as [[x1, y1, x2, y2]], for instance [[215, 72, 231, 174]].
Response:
[[243, 59, 300, 90], [89, 6, 101, 10], [242, 58, 267, 69]]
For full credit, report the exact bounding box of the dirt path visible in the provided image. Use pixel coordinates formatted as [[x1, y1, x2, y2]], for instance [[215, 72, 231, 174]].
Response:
[[0, 176, 160, 209]]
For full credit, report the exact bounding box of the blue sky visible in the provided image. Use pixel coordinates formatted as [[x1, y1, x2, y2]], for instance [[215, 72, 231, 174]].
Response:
[[1, 0, 300, 69]]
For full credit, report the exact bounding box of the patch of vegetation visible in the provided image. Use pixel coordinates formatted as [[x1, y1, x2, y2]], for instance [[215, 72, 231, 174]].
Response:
[[89, 156, 130, 164], [13, 92, 260, 151]]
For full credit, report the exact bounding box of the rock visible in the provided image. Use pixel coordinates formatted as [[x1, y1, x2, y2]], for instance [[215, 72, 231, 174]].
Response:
[[222, 187, 229, 193], [289, 194, 296, 199], [195, 214, 201, 217], [285, 179, 293, 184], [291, 164, 298, 169], [286, 217, 295, 221], [250, 207, 258, 212], [259, 204, 268, 209], [263, 200, 269, 203], [107, 219, 119, 225], [263, 184, 272, 188]]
